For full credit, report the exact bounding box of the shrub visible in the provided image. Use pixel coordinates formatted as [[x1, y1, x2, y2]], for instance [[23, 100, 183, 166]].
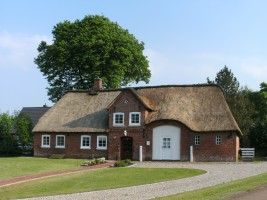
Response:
[[81, 157, 106, 166], [114, 159, 133, 167]]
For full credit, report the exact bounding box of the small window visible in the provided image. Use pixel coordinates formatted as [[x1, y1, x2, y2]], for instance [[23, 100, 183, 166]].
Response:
[[195, 135, 200, 145], [129, 112, 141, 126], [97, 136, 107, 150], [81, 135, 91, 149], [216, 135, 221, 145], [113, 112, 124, 126], [41, 135, 50, 148], [56, 135, 65, 148]]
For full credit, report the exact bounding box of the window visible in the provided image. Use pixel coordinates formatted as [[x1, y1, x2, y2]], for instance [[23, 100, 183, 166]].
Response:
[[113, 112, 124, 126], [195, 135, 200, 145], [162, 138, 171, 149], [81, 135, 91, 149], [97, 136, 107, 150], [41, 135, 50, 148], [56, 135, 65, 148], [216, 135, 221, 145], [129, 112, 141, 126]]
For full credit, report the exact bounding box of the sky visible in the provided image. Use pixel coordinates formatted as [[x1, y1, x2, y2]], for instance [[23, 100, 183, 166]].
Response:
[[1, 0, 267, 112]]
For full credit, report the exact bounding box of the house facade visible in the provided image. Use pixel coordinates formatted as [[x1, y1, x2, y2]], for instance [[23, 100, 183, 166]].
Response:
[[33, 79, 241, 162]]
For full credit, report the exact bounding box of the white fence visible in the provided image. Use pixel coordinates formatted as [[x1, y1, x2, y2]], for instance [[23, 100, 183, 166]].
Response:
[[240, 148, 255, 161]]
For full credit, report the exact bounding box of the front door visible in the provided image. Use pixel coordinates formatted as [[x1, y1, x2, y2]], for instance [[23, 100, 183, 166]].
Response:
[[162, 137, 172, 159], [121, 137, 133, 160]]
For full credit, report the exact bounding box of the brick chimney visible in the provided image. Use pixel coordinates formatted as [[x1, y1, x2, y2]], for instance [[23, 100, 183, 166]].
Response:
[[90, 78, 102, 94]]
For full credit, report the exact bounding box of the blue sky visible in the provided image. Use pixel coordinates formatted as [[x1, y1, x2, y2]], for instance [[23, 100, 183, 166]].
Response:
[[1, 0, 267, 112]]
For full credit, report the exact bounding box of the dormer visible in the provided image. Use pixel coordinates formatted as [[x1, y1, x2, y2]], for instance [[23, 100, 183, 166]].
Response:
[[107, 88, 154, 129]]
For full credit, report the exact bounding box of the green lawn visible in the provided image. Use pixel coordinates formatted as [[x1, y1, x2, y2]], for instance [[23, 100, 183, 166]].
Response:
[[0, 167, 205, 199], [156, 173, 267, 200], [0, 157, 84, 180]]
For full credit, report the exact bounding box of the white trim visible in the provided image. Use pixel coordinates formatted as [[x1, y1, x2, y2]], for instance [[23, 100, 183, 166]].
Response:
[[96, 135, 107, 150], [113, 112, 124, 126], [129, 112, 141, 126], [80, 135, 91, 149], [55, 135, 65, 148], [41, 134, 50, 148]]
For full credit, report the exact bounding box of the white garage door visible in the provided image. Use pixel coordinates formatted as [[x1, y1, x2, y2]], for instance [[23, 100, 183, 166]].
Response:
[[152, 125, 180, 160]]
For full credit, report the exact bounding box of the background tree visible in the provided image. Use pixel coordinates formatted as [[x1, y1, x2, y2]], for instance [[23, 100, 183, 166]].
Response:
[[249, 82, 267, 155], [35, 15, 151, 102], [207, 66, 254, 147], [13, 112, 33, 152], [0, 112, 17, 156]]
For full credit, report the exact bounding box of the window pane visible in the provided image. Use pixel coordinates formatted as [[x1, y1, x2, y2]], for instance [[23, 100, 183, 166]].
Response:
[[130, 112, 140, 125], [98, 136, 107, 148], [195, 135, 200, 145], [81, 136, 90, 148], [114, 113, 124, 125]]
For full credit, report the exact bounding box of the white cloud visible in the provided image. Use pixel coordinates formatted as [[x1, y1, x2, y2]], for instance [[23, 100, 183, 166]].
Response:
[[0, 31, 51, 70]]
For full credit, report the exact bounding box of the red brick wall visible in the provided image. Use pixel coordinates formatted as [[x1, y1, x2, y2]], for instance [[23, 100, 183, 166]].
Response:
[[34, 132, 108, 159], [107, 90, 147, 160], [192, 132, 239, 162]]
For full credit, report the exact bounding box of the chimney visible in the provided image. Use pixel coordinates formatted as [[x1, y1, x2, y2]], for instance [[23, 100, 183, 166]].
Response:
[[90, 78, 102, 95]]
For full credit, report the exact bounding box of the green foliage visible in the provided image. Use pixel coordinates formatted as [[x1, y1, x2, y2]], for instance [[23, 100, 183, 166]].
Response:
[[0, 111, 33, 156], [114, 159, 133, 167], [35, 15, 151, 102], [207, 66, 254, 146], [13, 112, 33, 153], [248, 82, 267, 155], [0, 112, 18, 156]]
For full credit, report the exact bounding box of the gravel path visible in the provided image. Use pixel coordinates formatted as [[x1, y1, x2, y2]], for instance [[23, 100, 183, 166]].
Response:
[[21, 162, 267, 200]]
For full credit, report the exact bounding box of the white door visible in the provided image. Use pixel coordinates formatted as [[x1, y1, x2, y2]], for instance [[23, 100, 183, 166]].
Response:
[[153, 125, 180, 160]]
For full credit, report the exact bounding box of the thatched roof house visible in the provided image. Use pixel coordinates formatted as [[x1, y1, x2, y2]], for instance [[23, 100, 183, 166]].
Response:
[[33, 81, 241, 162]]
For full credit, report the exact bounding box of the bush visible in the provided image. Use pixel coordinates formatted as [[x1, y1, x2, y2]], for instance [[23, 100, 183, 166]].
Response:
[[114, 159, 133, 167], [81, 157, 106, 166]]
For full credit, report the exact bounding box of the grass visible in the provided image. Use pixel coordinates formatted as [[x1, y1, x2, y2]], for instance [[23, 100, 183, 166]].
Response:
[[0, 157, 84, 180], [156, 173, 267, 200], [0, 167, 205, 199]]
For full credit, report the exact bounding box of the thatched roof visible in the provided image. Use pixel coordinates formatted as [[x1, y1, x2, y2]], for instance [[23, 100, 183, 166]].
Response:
[[33, 84, 241, 134]]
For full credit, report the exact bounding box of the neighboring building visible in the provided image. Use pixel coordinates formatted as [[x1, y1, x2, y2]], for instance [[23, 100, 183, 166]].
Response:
[[33, 79, 241, 162], [21, 105, 51, 127]]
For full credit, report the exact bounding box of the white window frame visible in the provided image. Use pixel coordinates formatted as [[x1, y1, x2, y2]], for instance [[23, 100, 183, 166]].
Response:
[[80, 135, 91, 149], [216, 135, 221, 145], [55, 135, 65, 148], [97, 135, 107, 150], [195, 135, 200, 145], [113, 112, 124, 126], [129, 112, 141, 126], [41, 135, 50, 148]]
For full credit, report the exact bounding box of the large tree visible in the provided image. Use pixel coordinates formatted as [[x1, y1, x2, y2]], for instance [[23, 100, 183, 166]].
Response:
[[35, 15, 151, 102], [0, 112, 17, 155], [207, 66, 254, 147], [249, 82, 267, 155]]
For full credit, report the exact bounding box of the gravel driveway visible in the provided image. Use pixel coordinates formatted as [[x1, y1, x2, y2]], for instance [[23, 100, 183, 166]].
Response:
[[22, 162, 267, 200]]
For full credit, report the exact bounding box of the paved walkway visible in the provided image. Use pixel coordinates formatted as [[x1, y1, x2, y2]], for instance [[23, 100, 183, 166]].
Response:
[[0, 162, 114, 188], [18, 161, 267, 200]]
